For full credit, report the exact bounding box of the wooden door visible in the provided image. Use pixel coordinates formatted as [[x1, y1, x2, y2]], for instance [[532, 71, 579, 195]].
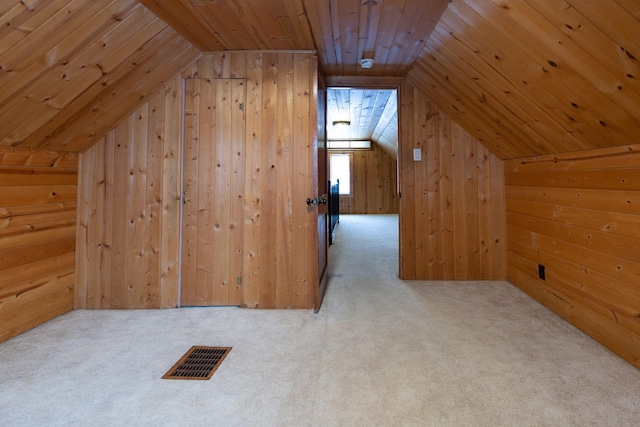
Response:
[[315, 76, 329, 311], [181, 78, 246, 306]]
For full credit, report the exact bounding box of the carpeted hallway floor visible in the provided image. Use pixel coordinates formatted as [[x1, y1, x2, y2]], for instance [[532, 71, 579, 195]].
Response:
[[1, 214, 639, 426]]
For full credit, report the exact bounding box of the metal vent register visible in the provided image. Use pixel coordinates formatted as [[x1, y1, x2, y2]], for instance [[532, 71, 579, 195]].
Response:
[[162, 346, 231, 380]]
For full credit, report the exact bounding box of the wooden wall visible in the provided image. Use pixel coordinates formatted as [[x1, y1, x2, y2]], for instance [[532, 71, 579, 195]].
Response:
[[505, 144, 640, 369], [333, 143, 398, 214], [186, 52, 318, 309], [0, 146, 77, 342], [399, 82, 507, 281], [75, 77, 183, 309], [76, 51, 318, 309]]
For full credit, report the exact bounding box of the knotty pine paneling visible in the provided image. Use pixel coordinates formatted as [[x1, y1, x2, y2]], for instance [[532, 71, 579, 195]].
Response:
[[139, 0, 316, 51], [75, 77, 182, 309], [77, 52, 318, 310], [374, 113, 399, 159], [186, 52, 318, 309], [305, 0, 448, 77], [505, 144, 640, 369], [0, 146, 77, 343], [180, 78, 246, 307], [0, 0, 201, 153], [407, 0, 640, 160], [332, 143, 398, 214], [141, 0, 448, 77], [399, 82, 507, 281]]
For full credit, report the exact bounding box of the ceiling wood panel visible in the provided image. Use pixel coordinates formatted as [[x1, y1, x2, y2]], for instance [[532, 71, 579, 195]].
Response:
[[441, 2, 630, 146], [136, 0, 223, 51], [139, 0, 316, 50], [305, 0, 449, 76], [372, 93, 398, 158], [0, 0, 201, 152], [1, 2, 160, 142], [616, 0, 640, 19], [140, 0, 448, 76], [408, 0, 640, 159], [381, 0, 448, 76], [1, 0, 640, 161], [327, 88, 395, 143], [493, 0, 640, 127]]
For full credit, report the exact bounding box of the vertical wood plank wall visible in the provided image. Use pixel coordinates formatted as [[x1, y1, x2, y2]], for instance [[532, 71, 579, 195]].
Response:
[[76, 52, 318, 309], [399, 82, 507, 281], [505, 144, 640, 368], [333, 143, 399, 214], [180, 78, 246, 307], [0, 147, 78, 342], [187, 52, 317, 309], [75, 77, 182, 309]]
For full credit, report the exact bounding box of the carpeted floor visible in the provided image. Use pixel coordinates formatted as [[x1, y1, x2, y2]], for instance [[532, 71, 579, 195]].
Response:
[[1, 214, 639, 426]]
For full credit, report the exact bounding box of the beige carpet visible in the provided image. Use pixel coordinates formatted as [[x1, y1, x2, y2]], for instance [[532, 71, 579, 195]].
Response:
[[1, 214, 639, 426]]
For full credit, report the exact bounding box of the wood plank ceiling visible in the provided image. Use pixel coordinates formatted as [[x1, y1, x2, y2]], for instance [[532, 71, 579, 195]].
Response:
[[0, 0, 201, 152], [139, 0, 449, 76], [327, 88, 396, 148], [408, 0, 640, 159], [1, 0, 639, 159]]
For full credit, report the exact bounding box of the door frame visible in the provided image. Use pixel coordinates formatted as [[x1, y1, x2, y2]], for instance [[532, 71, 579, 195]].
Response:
[[314, 71, 329, 312], [325, 76, 403, 276]]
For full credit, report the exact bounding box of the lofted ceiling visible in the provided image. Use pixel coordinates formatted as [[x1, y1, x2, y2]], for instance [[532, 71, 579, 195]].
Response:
[[1, 0, 639, 159], [0, 0, 201, 152], [139, 0, 449, 76], [409, 0, 640, 160], [327, 88, 398, 158]]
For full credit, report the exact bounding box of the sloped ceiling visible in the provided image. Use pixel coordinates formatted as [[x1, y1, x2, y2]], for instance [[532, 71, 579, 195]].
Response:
[[139, 0, 449, 76], [0, 0, 201, 152], [327, 88, 398, 159], [1, 0, 639, 159], [408, 0, 640, 159]]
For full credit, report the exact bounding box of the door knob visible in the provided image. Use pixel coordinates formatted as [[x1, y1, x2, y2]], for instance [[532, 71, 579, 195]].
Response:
[[306, 196, 328, 206]]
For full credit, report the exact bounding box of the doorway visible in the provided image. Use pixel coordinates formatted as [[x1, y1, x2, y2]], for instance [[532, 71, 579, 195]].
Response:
[[326, 87, 400, 272]]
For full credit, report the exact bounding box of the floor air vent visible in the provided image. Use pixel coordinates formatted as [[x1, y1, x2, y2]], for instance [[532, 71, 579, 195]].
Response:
[[162, 346, 231, 380]]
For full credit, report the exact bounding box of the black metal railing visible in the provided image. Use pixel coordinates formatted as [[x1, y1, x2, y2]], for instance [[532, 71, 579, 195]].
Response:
[[329, 179, 339, 244]]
